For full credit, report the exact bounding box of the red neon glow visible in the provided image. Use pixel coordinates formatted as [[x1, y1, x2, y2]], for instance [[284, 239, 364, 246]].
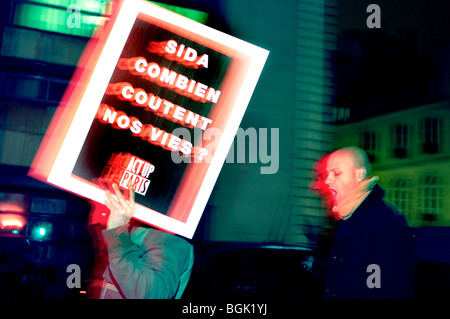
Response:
[[105, 82, 213, 130], [146, 39, 209, 69], [0, 214, 26, 228], [116, 57, 221, 103], [310, 153, 335, 217], [2, 220, 23, 227], [0, 203, 24, 213]]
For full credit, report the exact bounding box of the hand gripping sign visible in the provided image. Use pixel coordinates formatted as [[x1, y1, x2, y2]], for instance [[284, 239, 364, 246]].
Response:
[[29, 0, 269, 238], [98, 152, 155, 196]]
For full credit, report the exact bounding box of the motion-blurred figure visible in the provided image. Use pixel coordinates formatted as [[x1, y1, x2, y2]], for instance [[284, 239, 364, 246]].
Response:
[[311, 147, 415, 299], [310, 153, 334, 218], [88, 182, 193, 299]]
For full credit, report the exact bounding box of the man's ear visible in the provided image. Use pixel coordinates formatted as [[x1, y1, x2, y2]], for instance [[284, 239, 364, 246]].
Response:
[[356, 168, 367, 182]]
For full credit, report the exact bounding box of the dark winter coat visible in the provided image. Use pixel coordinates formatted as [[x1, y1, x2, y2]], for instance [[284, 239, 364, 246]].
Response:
[[323, 184, 415, 299]]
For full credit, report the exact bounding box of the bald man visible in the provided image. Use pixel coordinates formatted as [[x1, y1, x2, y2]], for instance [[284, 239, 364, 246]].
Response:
[[321, 147, 415, 299], [325, 147, 374, 219]]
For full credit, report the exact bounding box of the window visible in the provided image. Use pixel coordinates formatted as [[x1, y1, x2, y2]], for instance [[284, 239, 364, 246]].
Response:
[[389, 178, 411, 215], [360, 131, 377, 162], [0, 71, 68, 104], [334, 107, 350, 122], [392, 125, 409, 158], [422, 118, 443, 154], [418, 175, 443, 223]]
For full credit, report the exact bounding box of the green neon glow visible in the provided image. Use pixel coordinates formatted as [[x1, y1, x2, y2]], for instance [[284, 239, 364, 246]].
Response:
[[14, 0, 209, 37], [28, 0, 108, 14], [30, 221, 53, 241], [149, 1, 209, 24], [13, 3, 105, 37]]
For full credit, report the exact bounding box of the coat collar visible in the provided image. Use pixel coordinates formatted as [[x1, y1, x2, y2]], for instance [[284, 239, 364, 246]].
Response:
[[331, 184, 385, 249]]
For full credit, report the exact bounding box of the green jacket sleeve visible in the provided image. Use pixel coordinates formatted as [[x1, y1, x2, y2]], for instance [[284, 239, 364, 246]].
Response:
[[102, 224, 193, 299]]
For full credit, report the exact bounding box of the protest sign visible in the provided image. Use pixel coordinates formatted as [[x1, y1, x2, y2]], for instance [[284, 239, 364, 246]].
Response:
[[30, 0, 269, 238]]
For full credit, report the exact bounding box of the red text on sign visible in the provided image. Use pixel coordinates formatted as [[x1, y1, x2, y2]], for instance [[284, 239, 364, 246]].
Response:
[[117, 57, 221, 103], [147, 39, 209, 69], [106, 82, 213, 130]]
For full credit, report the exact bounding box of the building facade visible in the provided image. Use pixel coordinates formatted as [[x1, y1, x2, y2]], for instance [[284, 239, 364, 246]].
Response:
[[203, 0, 337, 246], [334, 101, 450, 227]]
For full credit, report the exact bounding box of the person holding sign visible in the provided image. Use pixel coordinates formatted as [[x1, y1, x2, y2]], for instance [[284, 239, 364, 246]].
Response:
[[94, 182, 194, 299]]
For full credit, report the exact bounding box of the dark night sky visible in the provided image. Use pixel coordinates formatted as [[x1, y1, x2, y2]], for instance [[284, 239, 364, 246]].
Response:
[[335, 0, 450, 120], [338, 0, 450, 48]]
